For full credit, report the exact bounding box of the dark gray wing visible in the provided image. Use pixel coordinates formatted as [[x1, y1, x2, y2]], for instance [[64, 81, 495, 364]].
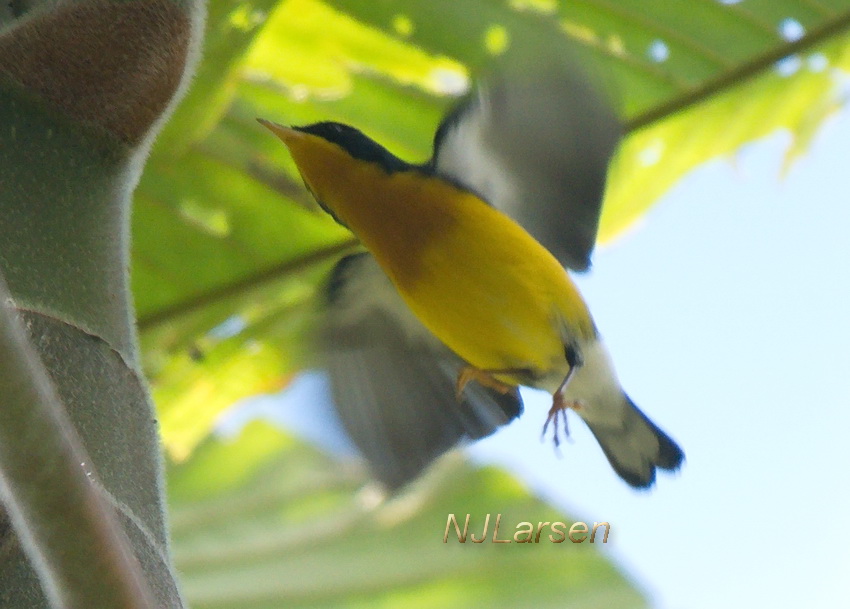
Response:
[[323, 253, 523, 489], [431, 55, 621, 271]]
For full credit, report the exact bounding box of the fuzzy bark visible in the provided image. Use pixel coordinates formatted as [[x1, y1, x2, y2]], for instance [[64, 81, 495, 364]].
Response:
[[0, 1, 205, 606]]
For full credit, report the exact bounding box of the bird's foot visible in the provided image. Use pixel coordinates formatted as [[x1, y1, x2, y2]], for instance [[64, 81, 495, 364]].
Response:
[[541, 393, 583, 455], [455, 366, 517, 400]]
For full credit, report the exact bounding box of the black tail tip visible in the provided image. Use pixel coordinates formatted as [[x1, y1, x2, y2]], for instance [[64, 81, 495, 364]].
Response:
[[655, 430, 685, 472], [589, 396, 685, 490], [620, 427, 685, 490]]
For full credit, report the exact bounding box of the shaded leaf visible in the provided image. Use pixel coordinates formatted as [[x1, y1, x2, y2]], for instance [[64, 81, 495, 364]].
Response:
[[169, 422, 644, 609]]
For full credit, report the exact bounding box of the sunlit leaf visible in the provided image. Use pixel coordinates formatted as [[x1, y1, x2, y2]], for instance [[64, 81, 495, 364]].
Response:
[[602, 31, 850, 241]]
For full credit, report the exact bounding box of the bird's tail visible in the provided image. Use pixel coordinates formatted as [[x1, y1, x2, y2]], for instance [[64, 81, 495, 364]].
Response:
[[584, 395, 684, 489]]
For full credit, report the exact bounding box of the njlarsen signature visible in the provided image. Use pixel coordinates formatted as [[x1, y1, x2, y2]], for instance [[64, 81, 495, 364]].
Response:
[[444, 514, 610, 544]]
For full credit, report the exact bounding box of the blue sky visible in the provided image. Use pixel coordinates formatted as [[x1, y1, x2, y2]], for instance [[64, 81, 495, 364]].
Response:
[[468, 104, 850, 608], [221, 104, 850, 608]]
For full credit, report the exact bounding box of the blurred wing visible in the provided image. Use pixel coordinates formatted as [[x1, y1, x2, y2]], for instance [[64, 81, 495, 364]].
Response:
[[431, 56, 621, 270], [323, 253, 523, 489]]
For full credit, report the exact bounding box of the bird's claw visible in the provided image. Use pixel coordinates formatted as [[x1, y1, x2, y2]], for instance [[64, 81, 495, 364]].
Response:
[[541, 394, 582, 456]]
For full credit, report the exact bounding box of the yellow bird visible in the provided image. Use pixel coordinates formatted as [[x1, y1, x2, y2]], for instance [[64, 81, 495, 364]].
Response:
[[260, 60, 684, 489]]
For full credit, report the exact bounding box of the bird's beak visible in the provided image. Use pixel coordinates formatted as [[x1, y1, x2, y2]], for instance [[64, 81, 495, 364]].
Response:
[[257, 119, 302, 144]]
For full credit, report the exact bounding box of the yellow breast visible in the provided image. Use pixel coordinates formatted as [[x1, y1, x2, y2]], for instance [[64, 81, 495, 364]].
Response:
[[287, 131, 596, 379]]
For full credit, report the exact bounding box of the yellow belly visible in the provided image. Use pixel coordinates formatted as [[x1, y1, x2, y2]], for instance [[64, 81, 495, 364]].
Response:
[[406, 243, 562, 372], [381, 183, 596, 380]]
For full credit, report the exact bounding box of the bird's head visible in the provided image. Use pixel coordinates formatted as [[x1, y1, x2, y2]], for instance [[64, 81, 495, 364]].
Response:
[[260, 119, 407, 175], [259, 119, 409, 223]]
